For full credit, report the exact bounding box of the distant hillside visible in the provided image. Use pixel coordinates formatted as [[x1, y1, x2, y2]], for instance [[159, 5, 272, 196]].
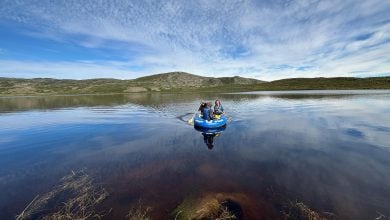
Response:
[[134, 72, 221, 88], [253, 77, 390, 90], [0, 72, 389, 95], [134, 72, 263, 88], [0, 72, 264, 95]]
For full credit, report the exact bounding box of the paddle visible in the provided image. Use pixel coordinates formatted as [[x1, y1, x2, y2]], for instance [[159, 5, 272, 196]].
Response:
[[187, 110, 198, 124], [188, 102, 204, 124]]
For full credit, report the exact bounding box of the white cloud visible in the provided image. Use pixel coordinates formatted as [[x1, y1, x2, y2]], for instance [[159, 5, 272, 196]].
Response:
[[0, 60, 140, 79], [0, 0, 389, 80]]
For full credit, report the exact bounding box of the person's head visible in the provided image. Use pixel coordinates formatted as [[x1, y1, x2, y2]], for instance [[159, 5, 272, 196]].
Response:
[[207, 102, 213, 107], [215, 99, 221, 106], [199, 102, 206, 110]]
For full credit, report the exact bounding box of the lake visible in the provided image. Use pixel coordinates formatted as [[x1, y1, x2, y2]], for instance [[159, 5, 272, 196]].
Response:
[[0, 90, 389, 219]]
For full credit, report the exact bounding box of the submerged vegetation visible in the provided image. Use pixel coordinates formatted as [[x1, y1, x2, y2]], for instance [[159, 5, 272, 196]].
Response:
[[1, 72, 389, 96], [173, 193, 239, 220], [126, 202, 152, 220], [14, 169, 338, 220], [172, 192, 333, 220], [16, 170, 109, 220], [286, 202, 330, 220]]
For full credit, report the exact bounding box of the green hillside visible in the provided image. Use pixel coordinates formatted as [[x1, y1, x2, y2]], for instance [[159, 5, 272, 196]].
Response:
[[0, 72, 389, 96]]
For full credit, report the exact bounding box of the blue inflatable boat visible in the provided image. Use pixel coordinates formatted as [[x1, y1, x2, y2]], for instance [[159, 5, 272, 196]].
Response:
[[194, 114, 227, 128], [194, 125, 226, 134]]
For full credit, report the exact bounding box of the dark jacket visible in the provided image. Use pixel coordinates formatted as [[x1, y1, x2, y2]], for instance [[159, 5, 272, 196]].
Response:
[[202, 107, 212, 120]]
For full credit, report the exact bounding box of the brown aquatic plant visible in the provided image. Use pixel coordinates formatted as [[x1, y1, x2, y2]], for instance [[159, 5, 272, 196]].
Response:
[[16, 170, 109, 220], [126, 201, 152, 220], [287, 202, 329, 220], [174, 194, 237, 220], [217, 205, 237, 220]]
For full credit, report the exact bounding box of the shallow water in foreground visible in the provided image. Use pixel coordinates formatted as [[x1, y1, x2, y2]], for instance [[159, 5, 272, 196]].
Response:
[[0, 90, 389, 219]]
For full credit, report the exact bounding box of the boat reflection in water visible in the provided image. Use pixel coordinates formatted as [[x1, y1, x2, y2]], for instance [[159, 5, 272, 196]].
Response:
[[194, 125, 226, 150]]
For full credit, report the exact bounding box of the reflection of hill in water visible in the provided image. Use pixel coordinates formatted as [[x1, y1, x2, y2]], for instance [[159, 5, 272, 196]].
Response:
[[0, 93, 260, 113], [1, 91, 389, 113], [271, 94, 364, 100]]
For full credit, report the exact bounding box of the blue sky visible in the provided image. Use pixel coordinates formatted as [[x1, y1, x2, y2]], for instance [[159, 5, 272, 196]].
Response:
[[0, 0, 389, 80]]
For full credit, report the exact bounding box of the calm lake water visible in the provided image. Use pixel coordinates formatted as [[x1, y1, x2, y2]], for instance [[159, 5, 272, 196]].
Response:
[[0, 90, 389, 219]]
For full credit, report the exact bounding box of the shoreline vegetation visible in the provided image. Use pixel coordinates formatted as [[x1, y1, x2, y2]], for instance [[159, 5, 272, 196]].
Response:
[[1, 72, 389, 96]]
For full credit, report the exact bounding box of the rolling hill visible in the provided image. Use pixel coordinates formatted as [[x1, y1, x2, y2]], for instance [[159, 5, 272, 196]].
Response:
[[0, 72, 389, 95]]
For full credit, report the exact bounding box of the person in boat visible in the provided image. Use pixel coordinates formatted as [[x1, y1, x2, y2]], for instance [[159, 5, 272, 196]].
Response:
[[198, 101, 207, 112], [200, 102, 214, 121], [207, 102, 214, 119], [214, 99, 224, 119]]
